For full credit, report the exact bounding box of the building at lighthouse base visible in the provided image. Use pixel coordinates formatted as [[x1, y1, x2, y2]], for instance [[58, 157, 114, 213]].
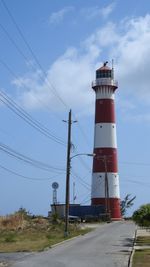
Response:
[[50, 203, 107, 222]]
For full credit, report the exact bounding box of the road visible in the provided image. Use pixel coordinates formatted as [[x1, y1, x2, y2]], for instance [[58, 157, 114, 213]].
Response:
[[2, 221, 135, 267]]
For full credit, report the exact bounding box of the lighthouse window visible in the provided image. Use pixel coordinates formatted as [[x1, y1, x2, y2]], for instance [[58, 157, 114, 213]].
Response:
[[96, 70, 112, 78], [100, 125, 102, 128], [96, 72, 101, 78], [103, 71, 107, 77]]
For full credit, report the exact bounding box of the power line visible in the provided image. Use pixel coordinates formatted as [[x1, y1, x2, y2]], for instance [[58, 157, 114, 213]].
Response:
[[0, 89, 66, 145], [1, 0, 68, 109], [0, 163, 63, 181], [72, 174, 90, 191], [71, 169, 91, 190], [0, 90, 66, 146], [0, 22, 29, 62], [80, 194, 91, 205], [120, 161, 150, 167], [0, 142, 65, 173], [72, 115, 91, 149], [121, 179, 150, 187], [76, 154, 92, 172], [0, 23, 64, 122], [1, 0, 91, 148], [0, 59, 64, 122]]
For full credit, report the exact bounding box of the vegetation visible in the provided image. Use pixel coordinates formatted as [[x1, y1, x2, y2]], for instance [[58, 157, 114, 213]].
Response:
[[136, 236, 150, 246], [132, 249, 150, 267], [132, 203, 150, 227], [120, 194, 136, 217], [132, 236, 150, 267], [0, 208, 91, 252]]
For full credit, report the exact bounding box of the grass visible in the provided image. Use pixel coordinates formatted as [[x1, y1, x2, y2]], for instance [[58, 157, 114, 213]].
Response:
[[0, 215, 91, 252], [136, 236, 150, 246], [132, 249, 150, 267], [132, 235, 150, 267]]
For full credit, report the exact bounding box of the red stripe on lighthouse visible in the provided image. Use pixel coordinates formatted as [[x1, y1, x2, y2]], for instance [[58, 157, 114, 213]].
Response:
[[91, 198, 121, 219], [92, 148, 118, 173], [95, 99, 115, 123]]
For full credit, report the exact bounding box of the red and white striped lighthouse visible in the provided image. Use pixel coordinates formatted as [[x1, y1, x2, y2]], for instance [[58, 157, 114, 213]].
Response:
[[91, 61, 121, 220]]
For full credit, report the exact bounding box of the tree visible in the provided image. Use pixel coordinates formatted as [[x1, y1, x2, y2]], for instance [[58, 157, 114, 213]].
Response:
[[132, 203, 150, 227], [14, 207, 32, 220], [121, 194, 136, 217]]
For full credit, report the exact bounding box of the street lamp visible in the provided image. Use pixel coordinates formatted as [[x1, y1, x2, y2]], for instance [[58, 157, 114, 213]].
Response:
[[64, 152, 95, 237], [70, 153, 96, 160]]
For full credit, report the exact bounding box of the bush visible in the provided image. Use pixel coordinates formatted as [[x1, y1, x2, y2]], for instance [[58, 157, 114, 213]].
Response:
[[4, 233, 16, 243], [133, 203, 150, 227], [14, 207, 32, 220]]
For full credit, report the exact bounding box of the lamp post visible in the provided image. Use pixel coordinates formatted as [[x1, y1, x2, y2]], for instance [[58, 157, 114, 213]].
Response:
[[70, 153, 95, 160], [64, 152, 95, 237]]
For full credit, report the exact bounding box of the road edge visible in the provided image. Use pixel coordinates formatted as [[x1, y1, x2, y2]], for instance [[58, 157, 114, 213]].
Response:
[[128, 228, 137, 267]]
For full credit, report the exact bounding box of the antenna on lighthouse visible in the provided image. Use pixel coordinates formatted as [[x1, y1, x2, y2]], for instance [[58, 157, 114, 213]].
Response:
[[112, 59, 114, 79]]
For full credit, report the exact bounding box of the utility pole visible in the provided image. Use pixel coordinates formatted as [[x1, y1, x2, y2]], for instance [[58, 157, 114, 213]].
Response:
[[97, 155, 110, 217], [103, 155, 110, 218], [73, 182, 76, 204], [63, 111, 92, 236], [64, 109, 72, 237], [63, 110, 77, 236], [103, 156, 108, 214]]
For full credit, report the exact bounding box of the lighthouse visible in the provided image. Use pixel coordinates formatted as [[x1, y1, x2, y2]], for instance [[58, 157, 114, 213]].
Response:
[[91, 61, 121, 220]]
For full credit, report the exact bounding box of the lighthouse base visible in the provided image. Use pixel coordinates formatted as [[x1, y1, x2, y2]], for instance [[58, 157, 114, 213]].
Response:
[[91, 197, 122, 220]]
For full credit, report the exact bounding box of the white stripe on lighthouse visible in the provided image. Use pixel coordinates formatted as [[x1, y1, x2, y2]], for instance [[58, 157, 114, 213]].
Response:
[[96, 87, 115, 100], [91, 172, 120, 198], [94, 123, 117, 148]]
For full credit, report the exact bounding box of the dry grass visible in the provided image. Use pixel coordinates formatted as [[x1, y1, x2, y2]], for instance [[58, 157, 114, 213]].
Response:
[[0, 214, 28, 230], [0, 215, 90, 252]]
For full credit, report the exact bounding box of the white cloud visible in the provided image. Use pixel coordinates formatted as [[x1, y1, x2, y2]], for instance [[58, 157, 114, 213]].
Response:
[[12, 47, 96, 113], [101, 2, 116, 19], [114, 15, 150, 103], [81, 3, 115, 20], [49, 6, 74, 24], [12, 13, 150, 117]]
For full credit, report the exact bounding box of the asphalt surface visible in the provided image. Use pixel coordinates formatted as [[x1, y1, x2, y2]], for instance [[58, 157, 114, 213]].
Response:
[[0, 221, 135, 267]]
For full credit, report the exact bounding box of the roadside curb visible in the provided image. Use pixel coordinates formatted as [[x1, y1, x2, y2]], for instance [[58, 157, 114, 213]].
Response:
[[47, 222, 119, 250], [49, 234, 83, 249], [45, 228, 94, 251], [128, 228, 137, 267]]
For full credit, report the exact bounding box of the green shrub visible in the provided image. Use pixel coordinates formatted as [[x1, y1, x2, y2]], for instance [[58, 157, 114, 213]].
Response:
[[133, 203, 150, 227], [4, 233, 16, 243]]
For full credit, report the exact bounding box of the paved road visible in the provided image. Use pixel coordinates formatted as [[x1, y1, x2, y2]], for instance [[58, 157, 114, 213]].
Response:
[[2, 221, 135, 267]]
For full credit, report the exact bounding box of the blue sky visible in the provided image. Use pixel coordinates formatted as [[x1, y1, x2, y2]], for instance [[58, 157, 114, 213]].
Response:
[[0, 0, 150, 216]]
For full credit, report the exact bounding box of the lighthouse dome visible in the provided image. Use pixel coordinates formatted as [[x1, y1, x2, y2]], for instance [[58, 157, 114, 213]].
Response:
[[96, 62, 112, 79]]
